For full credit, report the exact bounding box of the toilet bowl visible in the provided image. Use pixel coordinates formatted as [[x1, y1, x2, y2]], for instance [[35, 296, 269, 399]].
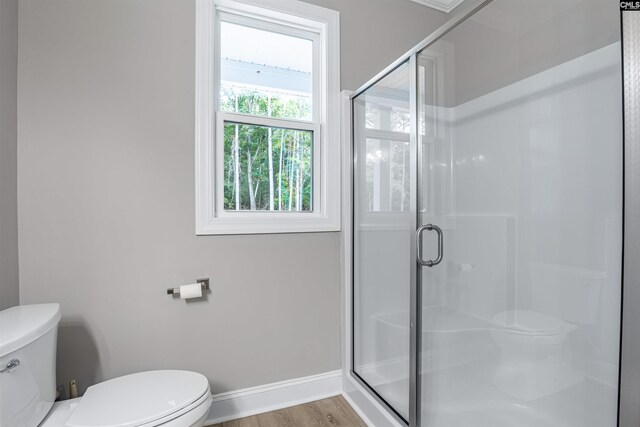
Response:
[[0, 304, 212, 427], [490, 310, 581, 401]]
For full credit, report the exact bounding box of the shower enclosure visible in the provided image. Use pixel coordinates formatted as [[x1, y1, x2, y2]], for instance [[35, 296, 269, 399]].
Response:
[[350, 1, 625, 425]]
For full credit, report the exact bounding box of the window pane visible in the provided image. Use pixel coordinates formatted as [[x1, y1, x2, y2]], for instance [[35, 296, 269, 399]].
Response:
[[220, 21, 313, 121], [365, 138, 410, 212], [223, 122, 313, 211]]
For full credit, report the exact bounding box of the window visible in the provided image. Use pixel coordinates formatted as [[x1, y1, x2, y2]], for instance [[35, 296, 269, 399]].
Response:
[[196, 0, 340, 234]]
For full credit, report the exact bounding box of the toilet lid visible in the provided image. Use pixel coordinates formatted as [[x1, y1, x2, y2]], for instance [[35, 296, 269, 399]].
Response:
[[65, 370, 210, 427], [493, 310, 564, 334]]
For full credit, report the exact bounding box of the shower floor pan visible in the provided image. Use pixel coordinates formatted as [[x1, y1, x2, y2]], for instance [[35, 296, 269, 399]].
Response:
[[366, 307, 617, 426]]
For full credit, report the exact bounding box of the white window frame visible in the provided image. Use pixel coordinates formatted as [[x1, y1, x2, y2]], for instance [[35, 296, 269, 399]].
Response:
[[195, 0, 341, 235]]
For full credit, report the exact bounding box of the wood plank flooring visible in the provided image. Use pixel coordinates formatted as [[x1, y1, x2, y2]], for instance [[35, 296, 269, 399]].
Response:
[[208, 396, 367, 427]]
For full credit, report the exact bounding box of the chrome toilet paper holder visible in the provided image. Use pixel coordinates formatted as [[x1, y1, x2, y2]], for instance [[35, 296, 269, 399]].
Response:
[[167, 278, 210, 296]]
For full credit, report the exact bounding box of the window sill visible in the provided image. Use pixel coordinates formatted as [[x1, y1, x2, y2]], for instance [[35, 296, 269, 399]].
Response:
[[196, 214, 340, 235]]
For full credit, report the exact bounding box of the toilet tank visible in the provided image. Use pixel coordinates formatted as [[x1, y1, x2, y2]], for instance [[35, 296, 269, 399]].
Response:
[[530, 263, 606, 324], [0, 304, 61, 427]]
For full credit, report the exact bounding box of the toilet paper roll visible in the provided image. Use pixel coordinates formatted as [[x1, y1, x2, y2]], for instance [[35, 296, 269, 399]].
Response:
[[179, 283, 203, 300]]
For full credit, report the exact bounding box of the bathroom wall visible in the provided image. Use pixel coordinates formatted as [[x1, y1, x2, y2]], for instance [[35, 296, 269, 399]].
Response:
[[453, 0, 619, 106], [300, 0, 447, 91], [0, 0, 19, 311], [17, 0, 446, 396]]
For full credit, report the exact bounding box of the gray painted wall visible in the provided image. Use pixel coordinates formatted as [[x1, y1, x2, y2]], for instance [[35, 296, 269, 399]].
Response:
[[301, 0, 447, 91], [449, 0, 620, 106], [0, 0, 19, 311], [17, 0, 445, 395]]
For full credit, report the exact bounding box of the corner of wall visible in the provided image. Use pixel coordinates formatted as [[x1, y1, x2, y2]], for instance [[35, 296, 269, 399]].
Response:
[[0, 0, 20, 310]]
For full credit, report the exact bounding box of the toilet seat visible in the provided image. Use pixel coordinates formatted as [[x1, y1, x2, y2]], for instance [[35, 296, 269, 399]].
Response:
[[65, 371, 210, 427]]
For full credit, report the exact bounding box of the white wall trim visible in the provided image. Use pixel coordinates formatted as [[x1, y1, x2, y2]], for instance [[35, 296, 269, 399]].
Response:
[[205, 370, 343, 425], [339, 90, 353, 390], [408, 0, 465, 14], [339, 89, 405, 427]]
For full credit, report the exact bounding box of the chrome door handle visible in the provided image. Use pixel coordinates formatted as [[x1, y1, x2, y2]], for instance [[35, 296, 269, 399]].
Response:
[[0, 359, 20, 374], [417, 224, 443, 267]]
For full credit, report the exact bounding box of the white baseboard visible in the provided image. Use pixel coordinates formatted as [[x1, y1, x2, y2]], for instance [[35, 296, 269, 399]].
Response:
[[205, 370, 343, 425]]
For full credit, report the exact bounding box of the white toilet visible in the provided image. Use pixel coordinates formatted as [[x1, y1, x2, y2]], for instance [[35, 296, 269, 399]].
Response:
[[0, 303, 212, 427]]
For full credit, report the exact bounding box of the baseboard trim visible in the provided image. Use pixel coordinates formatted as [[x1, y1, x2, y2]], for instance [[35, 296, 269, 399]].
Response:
[[205, 370, 343, 425]]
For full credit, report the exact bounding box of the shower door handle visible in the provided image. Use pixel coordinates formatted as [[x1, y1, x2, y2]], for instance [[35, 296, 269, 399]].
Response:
[[417, 224, 443, 267]]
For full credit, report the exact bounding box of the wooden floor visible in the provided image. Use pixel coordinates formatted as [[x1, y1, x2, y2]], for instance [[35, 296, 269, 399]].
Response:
[[208, 396, 367, 427]]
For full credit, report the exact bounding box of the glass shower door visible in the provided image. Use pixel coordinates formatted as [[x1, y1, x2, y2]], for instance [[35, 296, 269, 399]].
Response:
[[417, 1, 623, 426], [352, 61, 414, 423]]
